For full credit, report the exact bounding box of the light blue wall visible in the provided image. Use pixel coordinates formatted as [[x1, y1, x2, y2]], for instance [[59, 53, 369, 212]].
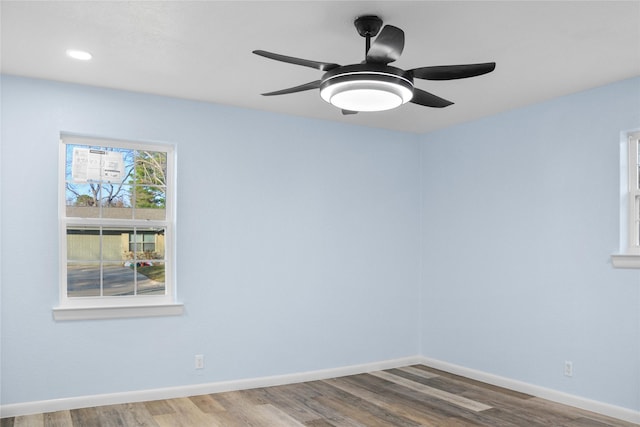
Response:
[[0, 75, 421, 404], [2, 74, 639, 413], [420, 76, 640, 410]]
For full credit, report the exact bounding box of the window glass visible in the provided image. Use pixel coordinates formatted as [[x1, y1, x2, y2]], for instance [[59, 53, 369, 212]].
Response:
[[67, 261, 101, 297], [60, 135, 173, 308]]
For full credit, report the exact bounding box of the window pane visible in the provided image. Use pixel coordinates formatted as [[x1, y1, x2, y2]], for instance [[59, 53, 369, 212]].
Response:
[[135, 151, 167, 185], [103, 262, 135, 296], [137, 261, 165, 295], [102, 184, 134, 219], [133, 150, 166, 220], [134, 185, 166, 220], [65, 144, 102, 182], [65, 184, 101, 218], [67, 262, 101, 297], [67, 227, 101, 260], [103, 228, 130, 261]]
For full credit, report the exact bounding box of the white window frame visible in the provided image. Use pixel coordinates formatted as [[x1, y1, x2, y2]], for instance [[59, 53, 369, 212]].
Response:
[[612, 130, 640, 268], [54, 134, 183, 320]]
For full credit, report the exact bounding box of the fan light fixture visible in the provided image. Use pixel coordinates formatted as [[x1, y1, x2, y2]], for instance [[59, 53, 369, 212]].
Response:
[[319, 65, 414, 112], [253, 15, 496, 115]]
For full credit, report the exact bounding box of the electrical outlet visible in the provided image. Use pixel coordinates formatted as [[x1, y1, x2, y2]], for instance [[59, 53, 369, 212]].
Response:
[[195, 354, 204, 370], [564, 361, 573, 377]]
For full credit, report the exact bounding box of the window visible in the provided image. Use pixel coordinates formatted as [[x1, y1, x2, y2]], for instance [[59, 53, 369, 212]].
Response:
[[612, 130, 640, 268], [54, 135, 182, 319]]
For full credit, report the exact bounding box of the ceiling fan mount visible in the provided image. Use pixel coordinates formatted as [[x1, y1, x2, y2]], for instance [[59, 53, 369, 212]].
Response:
[[354, 15, 383, 38], [253, 15, 496, 115]]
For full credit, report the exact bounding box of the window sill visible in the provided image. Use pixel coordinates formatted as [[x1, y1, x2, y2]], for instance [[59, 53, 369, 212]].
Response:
[[53, 303, 184, 321], [611, 254, 640, 269]]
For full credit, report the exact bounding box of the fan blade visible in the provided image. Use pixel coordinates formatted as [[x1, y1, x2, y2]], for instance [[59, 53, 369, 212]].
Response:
[[410, 62, 496, 80], [253, 50, 340, 71], [261, 80, 321, 96], [366, 25, 404, 64], [342, 109, 358, 115], [411, 89, 454, 108]]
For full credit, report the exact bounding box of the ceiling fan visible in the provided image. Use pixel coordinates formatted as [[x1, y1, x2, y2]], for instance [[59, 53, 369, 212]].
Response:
[[253, 15, 496, 115]]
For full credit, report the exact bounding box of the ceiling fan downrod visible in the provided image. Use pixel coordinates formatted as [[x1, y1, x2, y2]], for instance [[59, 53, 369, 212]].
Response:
[[354, 15, 383, 58]]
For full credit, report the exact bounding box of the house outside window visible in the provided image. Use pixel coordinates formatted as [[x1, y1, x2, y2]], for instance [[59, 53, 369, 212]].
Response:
[[55, 134, 182, 319]]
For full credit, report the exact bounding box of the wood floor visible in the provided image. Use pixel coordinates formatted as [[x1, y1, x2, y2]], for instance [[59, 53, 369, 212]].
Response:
[[1, 365, 636, 427]]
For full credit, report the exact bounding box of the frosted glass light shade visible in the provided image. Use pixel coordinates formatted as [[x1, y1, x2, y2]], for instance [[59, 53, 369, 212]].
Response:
[[319, 65, 414, 112], [321, 80, 412, 112]]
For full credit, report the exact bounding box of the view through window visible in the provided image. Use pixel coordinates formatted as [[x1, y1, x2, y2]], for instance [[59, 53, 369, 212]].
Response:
[[60, 135, 174, 304]]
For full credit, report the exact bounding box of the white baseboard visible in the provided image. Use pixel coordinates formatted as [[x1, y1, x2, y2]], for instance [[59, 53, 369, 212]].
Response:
[[2, 355, 638, 424], [0, 356, 423, 418], [418, 356, 640, 425]]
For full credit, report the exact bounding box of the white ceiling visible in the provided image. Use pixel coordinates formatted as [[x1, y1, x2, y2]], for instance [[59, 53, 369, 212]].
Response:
[[2, 1, 639, 134]]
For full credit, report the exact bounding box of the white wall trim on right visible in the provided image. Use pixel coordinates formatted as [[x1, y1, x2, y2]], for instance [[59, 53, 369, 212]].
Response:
[[419, 356, 640, 425]]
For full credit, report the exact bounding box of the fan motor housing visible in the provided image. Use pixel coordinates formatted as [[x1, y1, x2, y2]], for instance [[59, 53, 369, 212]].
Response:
[[354, 15, 383, 38], [319, 64, 414, 111]]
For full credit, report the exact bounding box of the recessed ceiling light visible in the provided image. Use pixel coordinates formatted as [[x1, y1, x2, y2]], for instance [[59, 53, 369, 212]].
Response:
[[66, 49, 92, 61]]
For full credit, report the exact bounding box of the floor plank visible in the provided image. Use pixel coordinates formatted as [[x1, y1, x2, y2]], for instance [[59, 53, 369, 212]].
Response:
[[143, 399, 174, 417], [370, 370, 493, 412], [343, 374, 500, 426], [68, 407, 99, 427], [42, 411, 73, 427], [324, 376, 451, 426], [240, 384, 326, 424], [13, 414, 43, 427], [162, 397, 222, 427], [188, 394, 226, 414], [306, 380, 422, 427], [248, 403, 307, 426]]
